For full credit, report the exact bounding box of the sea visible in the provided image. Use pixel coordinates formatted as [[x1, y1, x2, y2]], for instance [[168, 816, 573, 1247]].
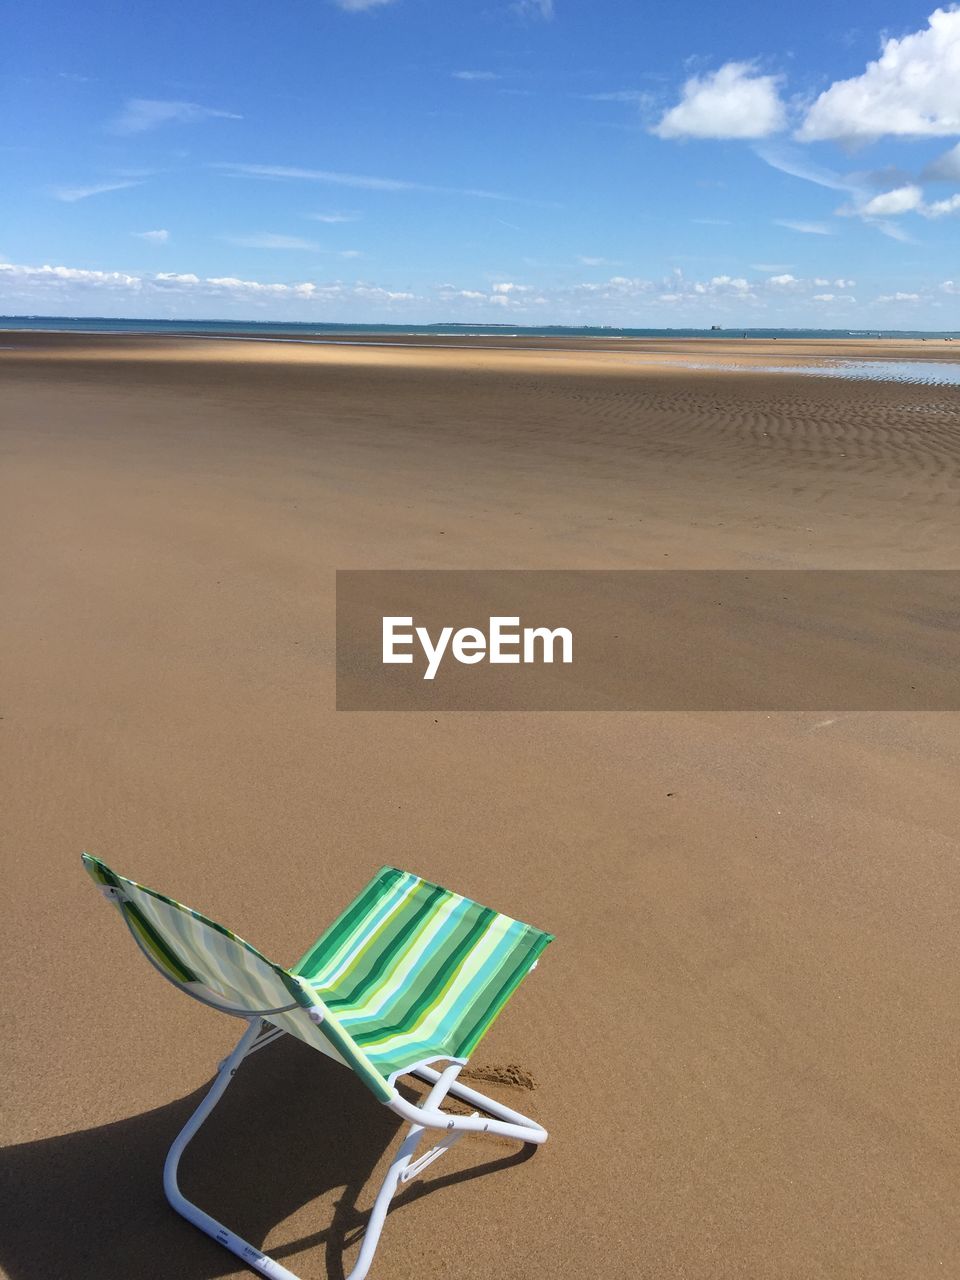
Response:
[[2, 316, 960, 341]]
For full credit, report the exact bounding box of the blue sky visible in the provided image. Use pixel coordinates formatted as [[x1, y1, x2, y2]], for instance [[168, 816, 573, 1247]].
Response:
[[3, 0, 959, 326]]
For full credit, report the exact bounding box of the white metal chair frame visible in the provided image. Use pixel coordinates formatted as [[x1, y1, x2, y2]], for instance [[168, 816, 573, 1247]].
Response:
[[167, 1014, 547, 1280]]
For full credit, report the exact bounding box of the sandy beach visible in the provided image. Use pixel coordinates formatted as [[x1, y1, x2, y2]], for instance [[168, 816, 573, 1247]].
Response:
[[2, 332, 960, 1279]]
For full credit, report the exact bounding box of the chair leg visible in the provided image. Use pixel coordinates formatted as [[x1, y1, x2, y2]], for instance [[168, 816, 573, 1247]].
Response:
[[162, 1033, 539, 1280], [162, 1021, 427, 1280], [344, 1063, 471, 1279], [164, 1019, 305, 1280], [344, 1120, 425, 1279]]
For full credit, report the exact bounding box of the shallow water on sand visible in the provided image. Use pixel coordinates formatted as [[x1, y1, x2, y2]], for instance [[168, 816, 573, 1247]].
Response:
[[678, 358, 960, 385]]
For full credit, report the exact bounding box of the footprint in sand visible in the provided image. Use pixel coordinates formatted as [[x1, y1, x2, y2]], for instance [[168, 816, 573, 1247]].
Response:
[[460, 1062, 538, 1091]]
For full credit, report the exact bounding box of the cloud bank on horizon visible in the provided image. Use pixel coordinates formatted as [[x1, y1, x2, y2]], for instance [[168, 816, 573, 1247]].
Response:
[[4, 0, 960, 326]]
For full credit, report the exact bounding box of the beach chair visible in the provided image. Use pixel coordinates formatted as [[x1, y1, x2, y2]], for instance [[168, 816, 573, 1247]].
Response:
[[82, 853, 553, 1280]]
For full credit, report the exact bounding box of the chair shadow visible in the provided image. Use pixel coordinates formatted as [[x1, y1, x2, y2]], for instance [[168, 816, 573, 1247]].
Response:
[[0, 1035, 536, 1280]]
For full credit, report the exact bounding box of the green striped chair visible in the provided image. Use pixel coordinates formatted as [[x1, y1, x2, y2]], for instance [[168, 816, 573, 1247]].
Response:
[[83, 853, 553, 1280]]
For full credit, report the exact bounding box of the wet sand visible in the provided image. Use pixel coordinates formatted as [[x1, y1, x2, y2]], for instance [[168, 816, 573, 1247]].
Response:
[[2, 334, 960, 1279]]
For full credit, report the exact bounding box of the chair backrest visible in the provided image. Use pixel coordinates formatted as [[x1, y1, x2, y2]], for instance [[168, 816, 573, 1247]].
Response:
[[81, 853, 395, 1101]]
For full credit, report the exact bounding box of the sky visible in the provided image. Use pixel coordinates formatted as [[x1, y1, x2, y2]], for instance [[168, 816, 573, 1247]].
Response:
[[2, 0, 960, 327]]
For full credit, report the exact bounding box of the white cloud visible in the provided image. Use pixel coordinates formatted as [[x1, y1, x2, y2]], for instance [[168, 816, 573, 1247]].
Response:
[[52, 180, 141, 202], [941, 280, 960, 293], [873, 220, 917, 242], [688, 275, 755, 298], [754, 144, 856, 192], [924, 142, 960, 180], [451, 270, 937, 320], [452, 70, 501, 81], [571, 276, 653, 299], [577, 255, 622, 266], [653, 62, 786, 140], [663, 272, 865, 305], [445, 270, 870, 315], [0, 261, 140, 287], [581, 90, 653, 104], [513, 0, 554, 19], [224, 164, 420, 191], [707, 275, 751, 292], [351, 282, 415, 301], [0, 256, 941, 325], [433, 279, 542, 310], [224, 233, 321, 250], [834, 184, 927, 240], [797, 7, 960, 143], [217, 162, 520, 202], [133, 229, 169, 243], [0, 259, 417, 310], [109, 99, 241, 135], [774, 219, 835, 235], [838, 181, 960, 228], [331, 0, 397, 9], [924, 192, 960, 216], [858, 184, 924, 216], [306, 212, 361, 223], [756, 150, 931, 245], [202, 275, 319, 296]]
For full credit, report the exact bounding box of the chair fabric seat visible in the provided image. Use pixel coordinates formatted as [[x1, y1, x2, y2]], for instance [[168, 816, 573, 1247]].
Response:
[[83, 853, 552, 1099], [292, 866, 553, 1083]]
